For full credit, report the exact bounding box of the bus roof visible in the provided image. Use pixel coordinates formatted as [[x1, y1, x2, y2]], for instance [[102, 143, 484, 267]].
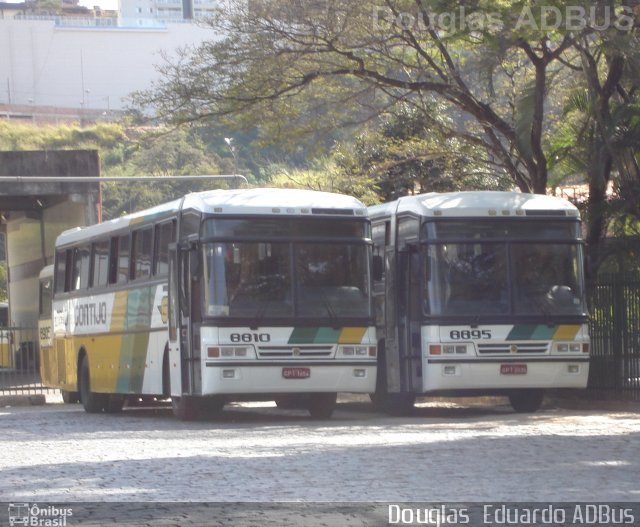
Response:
[[56, 188, 367, 247], [368, 191, 580, 219]]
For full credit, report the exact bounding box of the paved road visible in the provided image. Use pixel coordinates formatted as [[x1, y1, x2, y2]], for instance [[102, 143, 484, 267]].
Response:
[[0, 397, 639, 525]]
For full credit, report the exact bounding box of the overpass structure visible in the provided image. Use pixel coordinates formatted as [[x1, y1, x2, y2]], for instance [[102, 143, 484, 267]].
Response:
[[0, 150, 100, 328]]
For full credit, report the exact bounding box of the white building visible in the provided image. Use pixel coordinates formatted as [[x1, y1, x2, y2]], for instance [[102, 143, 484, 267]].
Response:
[[0, 17, 215, 113], [119, 0, 219, 24]]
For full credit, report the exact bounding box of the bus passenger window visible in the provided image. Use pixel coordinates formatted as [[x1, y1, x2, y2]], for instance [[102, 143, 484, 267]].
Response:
[[114, 235, 129, 284], [54, 250, 68, 293], [92, 240, 110, 288], [132, 228, 153, 280], [71, 245, 91, 291], [154, 221, 175, 276]]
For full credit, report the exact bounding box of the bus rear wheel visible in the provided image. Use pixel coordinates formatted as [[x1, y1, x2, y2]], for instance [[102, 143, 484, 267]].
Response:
[[509, 389, 544, 413], [78, 355, 107, 413], [307, 393, 337, 419]]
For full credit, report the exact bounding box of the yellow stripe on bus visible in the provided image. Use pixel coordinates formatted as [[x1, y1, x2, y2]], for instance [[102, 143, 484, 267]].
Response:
[[553, 325, 581, 340], [338, 327, 367, 344]]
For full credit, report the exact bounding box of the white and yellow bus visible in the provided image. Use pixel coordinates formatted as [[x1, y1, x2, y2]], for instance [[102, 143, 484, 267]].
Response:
[[47, 188, 376, 419], [369, 191, 590, 414]]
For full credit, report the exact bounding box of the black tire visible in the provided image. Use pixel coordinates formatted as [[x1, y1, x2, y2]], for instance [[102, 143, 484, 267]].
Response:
[[78, 354, 107, 413], [61, 390, 80, 404], [199, 396, 226, 418], [172, 396, 200, 421], [275, 395, 306, 410], [162, 349, 171, 399], [509, 389, 544, 413], [307, 393, 337, 419], [104, 395, 126, 413], [382, 392, 416, 416]]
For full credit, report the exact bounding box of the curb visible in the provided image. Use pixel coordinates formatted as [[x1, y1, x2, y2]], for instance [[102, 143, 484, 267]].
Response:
[[0, 394, 47, 407]]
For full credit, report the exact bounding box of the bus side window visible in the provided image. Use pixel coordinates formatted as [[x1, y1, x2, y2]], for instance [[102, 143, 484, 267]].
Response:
[[116, 234, 130, 284], [132, 228, 153, 280], [92, 239, 110, 288], [72, 244, 91, 291], [39, 278, 52, 318], [154, 220, 176, 276], [54, 250, 67, 293]]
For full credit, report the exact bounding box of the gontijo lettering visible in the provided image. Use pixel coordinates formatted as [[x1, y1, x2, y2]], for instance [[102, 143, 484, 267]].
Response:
[[74, 302, 108, 327]]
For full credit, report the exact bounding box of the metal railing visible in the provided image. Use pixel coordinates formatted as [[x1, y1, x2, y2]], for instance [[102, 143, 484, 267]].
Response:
[[588, 272, 640, 400], [0, 327, 57, 395]]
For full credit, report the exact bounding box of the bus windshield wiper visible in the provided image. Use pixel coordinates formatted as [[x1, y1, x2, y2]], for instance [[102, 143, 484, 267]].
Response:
[[250, 299, 271, 330], [319, 288, 340, 329]]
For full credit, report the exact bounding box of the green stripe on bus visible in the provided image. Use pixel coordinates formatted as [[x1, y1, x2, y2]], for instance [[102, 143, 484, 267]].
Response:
[[314, 327, 341, 343], [288, 327, 319, 344], [507, 324, 562, 340]]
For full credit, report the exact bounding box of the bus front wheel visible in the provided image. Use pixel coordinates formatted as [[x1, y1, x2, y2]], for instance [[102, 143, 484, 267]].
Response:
[[61, 390, 80, 404], [509, 389, 544, 413], [307, 393, 337, 419], [172, 396, 200, 421], [78, 355, 107, 413]]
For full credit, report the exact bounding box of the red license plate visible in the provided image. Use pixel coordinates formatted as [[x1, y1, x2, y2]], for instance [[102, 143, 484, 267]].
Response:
[[282, 367, 311, 379], [500, 364, 527, 375]]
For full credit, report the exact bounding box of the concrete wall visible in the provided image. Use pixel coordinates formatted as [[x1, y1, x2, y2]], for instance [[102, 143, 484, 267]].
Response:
[[0, 18, 215, 111], [0, 150, 100, 328]]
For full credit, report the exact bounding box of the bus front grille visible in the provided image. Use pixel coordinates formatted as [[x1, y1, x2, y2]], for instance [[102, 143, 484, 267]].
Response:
[[257, 345, 334, 359], [477, 343, 549, 354]]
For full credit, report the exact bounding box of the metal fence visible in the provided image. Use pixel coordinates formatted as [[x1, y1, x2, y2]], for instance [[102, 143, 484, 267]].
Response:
[[0, 327, 57, 395], [588, 273, 640, 400]]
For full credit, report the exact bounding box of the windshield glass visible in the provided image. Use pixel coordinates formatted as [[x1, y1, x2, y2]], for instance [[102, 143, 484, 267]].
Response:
[[512, 243, 585, 315], [296, 244, 370, 318], [425, 242, 586, 317], [203, 242, 371, 319], [204, 242, 293, 318], [426, 243, 509, 315]]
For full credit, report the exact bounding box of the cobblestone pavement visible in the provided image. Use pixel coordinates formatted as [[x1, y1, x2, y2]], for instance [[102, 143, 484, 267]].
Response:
[[1, 396, 639, 506]]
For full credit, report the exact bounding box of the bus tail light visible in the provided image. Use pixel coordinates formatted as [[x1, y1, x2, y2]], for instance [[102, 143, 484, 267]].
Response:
[[207, 347, 220, 358], [583, 343, 590, 354], [429, 345, 441, 355], [369, 346, 377, 357]]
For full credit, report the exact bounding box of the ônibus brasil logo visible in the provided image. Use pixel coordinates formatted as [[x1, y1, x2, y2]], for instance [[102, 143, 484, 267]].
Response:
[[8, 503, 73, 527]]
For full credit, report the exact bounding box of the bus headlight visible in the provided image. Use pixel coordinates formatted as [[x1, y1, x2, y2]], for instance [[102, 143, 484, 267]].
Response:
[[207, 346, 252, 358], [443, 344, 467, 354], [339, 345, 369, 358], [555, 342, 582, 353]]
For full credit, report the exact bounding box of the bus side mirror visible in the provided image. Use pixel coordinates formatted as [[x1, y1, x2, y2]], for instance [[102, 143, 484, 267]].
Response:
[[372, 255, 384, 281]]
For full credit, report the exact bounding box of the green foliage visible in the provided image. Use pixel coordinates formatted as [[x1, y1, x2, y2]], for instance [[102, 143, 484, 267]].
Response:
[[332, 104, 512, 201], [0, 262, 6, 303], [0, 121, 230, 219], [266, 158, 380, 205]]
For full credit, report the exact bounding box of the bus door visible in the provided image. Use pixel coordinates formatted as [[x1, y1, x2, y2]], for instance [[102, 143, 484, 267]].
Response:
[[168, 243, 202, 396], [396, 245, 422, 393]]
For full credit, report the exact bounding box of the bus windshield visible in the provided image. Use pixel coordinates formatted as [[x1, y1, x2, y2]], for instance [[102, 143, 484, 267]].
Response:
[[425, 242, 586, 317], [203, 242, 371, 319]]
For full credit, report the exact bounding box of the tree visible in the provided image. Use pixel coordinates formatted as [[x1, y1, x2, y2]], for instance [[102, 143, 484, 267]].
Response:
[[136, 0, 587, 194], [266, 158, 380, 204], [332, 103, 513, 201], [548, 5, 640, 277]]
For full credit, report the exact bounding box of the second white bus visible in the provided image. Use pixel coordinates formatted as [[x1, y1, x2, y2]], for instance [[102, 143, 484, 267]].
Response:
[[369, 191, 590, 414]]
